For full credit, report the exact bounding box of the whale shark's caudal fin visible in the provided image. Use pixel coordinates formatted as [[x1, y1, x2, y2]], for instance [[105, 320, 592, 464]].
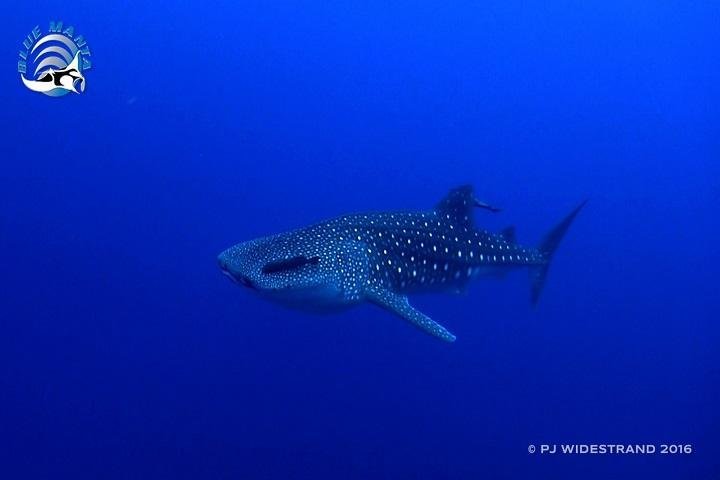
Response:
[[530, 200, 587, 305]]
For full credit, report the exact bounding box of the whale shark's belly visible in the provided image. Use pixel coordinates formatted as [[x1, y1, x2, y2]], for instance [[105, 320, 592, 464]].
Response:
[[261, 282, 361, 313]]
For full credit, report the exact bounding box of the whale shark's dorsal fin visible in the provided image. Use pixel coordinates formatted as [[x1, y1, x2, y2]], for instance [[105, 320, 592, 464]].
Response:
[[365, 287, 456, 342], [436, 185, 500, 229], [436, 185, 476, 227]]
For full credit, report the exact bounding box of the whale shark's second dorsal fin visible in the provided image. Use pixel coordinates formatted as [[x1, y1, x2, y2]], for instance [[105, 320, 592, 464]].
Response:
[[365, 287, 456, 342]]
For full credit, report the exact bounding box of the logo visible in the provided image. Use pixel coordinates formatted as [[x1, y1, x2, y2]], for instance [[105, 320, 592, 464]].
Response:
[[17, 21, 92, 97]]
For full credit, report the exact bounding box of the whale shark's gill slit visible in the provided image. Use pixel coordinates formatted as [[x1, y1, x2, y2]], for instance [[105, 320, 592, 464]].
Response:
[[262, 255, 320, 274]]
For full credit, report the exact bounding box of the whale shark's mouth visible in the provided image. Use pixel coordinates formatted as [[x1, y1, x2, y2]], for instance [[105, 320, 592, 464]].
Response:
[[220, 267, 257, 290], [221, 269, 237, 283]]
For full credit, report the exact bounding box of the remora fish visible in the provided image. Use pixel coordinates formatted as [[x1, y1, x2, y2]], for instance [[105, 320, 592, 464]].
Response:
[[218, 186, 585, 342]]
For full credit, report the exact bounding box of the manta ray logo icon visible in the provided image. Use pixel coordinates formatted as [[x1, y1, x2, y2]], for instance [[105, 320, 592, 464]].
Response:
[[17, 21, 92, 97]]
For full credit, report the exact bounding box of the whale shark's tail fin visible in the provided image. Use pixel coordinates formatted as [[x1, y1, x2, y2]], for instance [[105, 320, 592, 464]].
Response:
[[530, 200, 587, 305]]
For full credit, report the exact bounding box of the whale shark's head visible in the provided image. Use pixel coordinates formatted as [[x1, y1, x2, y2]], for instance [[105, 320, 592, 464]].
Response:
[[217, 234, 350, 311]]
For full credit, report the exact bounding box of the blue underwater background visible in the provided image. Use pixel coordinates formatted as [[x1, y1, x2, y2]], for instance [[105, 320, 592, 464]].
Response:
[[2, 1, 719, 478]]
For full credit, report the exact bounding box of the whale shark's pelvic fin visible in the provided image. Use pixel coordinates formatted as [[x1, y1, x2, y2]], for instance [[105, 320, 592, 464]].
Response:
[[366, 287, 456, 342]]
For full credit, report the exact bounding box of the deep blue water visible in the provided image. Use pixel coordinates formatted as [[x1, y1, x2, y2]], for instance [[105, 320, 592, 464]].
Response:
[[2, 1, 719, 478]]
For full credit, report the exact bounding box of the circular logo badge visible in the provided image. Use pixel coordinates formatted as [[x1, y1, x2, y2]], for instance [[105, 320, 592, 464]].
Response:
[[18, 22, 92, 97]]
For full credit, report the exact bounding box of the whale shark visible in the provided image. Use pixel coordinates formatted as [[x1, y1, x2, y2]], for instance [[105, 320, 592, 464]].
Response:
[[218, 186, 585, 342]]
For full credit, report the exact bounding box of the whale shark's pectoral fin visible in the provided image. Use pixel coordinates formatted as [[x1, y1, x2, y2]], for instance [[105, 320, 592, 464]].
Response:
[[365, 287, 456, 342]]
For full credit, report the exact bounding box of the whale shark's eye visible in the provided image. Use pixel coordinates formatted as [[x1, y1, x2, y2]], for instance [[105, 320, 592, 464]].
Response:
[[262, 255, 320, 274]]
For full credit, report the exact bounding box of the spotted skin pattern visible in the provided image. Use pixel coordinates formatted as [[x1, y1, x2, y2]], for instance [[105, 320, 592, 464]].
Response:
[[218, 186, 584, 342]]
